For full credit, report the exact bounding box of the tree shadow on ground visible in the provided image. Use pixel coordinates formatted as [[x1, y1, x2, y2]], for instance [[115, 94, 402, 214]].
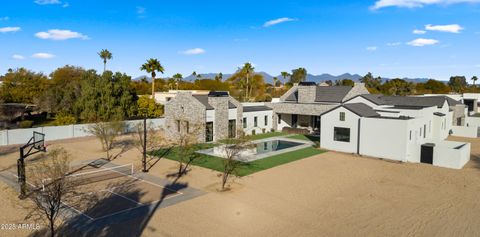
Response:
[[109, 138, 136, 161], [28, 174, 189, 237]]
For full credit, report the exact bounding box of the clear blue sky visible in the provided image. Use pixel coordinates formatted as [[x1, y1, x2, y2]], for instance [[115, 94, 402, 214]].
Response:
[[1, 0, 479, 80]]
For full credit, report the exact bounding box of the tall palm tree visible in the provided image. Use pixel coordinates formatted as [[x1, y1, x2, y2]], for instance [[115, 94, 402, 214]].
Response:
[[172, 73, 183, 90], [272, 77, 278, 97], [140, 58, 165, 98], [98, 49, 112, 72], [241, 63, 254, 100], [472, 76, 478, 87], [281, 71, 290, 85]]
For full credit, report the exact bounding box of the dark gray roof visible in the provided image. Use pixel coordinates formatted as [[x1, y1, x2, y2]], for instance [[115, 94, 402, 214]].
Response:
[[243, 106, 273, 112], [343, 103, 380, 117], [315, 86, 352, 103], [380, 96, 460, 108], [192, 95, 214, 109], [192, 95, 237, 110], [357, 94, 386, 105], [285, 91, 298, 102]]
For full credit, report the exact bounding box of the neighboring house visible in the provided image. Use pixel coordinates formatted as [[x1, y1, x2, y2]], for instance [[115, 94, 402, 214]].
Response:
[[154, 90, 210, 105]]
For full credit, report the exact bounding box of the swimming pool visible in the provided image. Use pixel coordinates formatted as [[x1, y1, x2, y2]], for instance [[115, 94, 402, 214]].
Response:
[[196, 137, 313, 162]]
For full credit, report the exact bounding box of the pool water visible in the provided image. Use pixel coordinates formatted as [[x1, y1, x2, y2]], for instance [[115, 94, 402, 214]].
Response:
[[256, 140, 304, 154]]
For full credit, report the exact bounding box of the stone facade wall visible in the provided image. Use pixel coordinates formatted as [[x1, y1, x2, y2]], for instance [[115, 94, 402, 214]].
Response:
[[298, 86, 316, 103], [208, 96, 229, 141], [342, 83, 370, 102], [164, 92, 206, 143], [451, 104, 467, 126], [229, 97, 243, 135], [266, 102, 337, 117]]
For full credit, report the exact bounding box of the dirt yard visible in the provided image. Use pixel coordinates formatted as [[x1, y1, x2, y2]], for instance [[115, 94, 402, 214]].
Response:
[[1, 135, 480, 237]]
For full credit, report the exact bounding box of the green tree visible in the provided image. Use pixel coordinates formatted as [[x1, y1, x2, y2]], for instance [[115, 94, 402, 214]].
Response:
[[172, 73, 183, 90], [0, 68, 48, 103], [240, 63, 255, 100], [335, 79, 355, 87], [472, 76, 478, 87], [290, 68, 307, 84], [381, 79, 415, 96], [281, 71, 290, 85], [98, 49, 112, 72], [215, 72, 223, 82], [140, 58, 165, 98], [448, 76, 467, 93], [272, 77, 278, 97], [360, 72, 382, 92], [137, 96, 163, 118], [416, 79, 451, 94]]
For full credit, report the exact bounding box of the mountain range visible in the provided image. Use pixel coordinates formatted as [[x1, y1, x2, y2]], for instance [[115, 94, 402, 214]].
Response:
[[135, 72, 431, 84]]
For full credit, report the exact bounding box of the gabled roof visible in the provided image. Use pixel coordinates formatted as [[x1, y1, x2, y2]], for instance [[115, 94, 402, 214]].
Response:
[[285, 91, 298, 102], [350, 94, 386, 105], [321, 103, 380, 118], [192, 95, 237, 110], [315, 86, 352, 103]]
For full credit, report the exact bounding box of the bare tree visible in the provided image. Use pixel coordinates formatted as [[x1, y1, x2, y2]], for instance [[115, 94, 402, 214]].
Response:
[[25, 149, 75, 237], [170, 116, 203, 176], [132, 121, 165, 170], [87, 121, 125, 160], [220, 131, 252, 191]]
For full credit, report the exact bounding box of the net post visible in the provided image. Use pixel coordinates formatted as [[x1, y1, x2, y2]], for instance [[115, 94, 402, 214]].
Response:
[[17, 148, 27, 199]]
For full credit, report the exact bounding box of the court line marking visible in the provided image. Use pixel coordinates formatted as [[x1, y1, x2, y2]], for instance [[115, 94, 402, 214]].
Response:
[[105, 189, 143, 206], [10, 173, 94, 221]]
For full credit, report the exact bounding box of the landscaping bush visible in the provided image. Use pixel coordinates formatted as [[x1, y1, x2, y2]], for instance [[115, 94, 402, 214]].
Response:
[[54, 113, 76, 126], [18, 120, 34, 128]]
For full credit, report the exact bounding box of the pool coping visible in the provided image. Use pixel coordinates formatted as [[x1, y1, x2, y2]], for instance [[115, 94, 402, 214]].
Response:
[[196, 137, 315, 162]]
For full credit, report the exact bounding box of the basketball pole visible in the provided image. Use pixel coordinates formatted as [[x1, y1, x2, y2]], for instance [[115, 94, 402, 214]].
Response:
[[18, 149, 27, 199], [142, 110, 148, 173]]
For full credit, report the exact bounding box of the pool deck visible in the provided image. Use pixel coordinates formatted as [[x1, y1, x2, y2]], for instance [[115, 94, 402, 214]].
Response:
[[196, 137, 314, 162]]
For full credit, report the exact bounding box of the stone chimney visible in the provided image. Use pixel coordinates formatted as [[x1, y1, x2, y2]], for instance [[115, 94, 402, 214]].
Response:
[[207, 92, 229, 141], [297, 85, 316, 103]]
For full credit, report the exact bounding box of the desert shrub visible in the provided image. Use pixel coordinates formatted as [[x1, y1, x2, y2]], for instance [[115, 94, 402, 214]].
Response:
[[54, 113, 76, 126]]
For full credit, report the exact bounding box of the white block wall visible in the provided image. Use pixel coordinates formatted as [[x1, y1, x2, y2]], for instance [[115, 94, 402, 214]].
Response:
[[243, 111, 273, 135]]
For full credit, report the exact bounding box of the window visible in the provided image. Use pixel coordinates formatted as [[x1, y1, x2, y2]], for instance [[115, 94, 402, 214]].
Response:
[[228, 120, 236, 138], [206, 122, 213, 142], [339, 112, 345, 121], [185, 121, 189, 133], [278, 114, 282, 124], [264, 115, 268, 126], [254, 116, 258, 127], [409, 131, 412, 141], [243, 117, 247, 128], [423, 124, 426, 138], [334, 127, 350, 142], [420, 128, 422, 137], [176, 120, 181, 132]]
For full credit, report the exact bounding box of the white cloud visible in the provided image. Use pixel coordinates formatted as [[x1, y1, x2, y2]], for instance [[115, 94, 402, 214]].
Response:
[[366, 46, 378, 51], [371, 0, 480, 10], [387, 42, 402, 46], [407, 38, 439, 46], [263, 17, 297, 27], [425, 24, 463, 33], [413, 29, 426, 34], [32, 53, 55, 59], [181, 48, 206, 55], [0, 16, 9, 21], [34, 0, 61, 5], [0, 26, 21, 33], [11, 54, 25, 60], [35, 29, 88, 40]]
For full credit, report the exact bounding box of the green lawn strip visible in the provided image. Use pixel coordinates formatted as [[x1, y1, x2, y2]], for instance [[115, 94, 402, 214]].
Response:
[[152, 145, 325, 177]]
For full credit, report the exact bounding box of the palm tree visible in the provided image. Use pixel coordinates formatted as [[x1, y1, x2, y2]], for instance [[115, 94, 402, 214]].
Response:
[[472, 76, 478, 87], [140, 58, 165, 98], [172, 73, 183, 90], [241, 63, 255, 100], [281, 71, 290, 85], [98, 49, 112, 72], [272, 77, 278, 97]]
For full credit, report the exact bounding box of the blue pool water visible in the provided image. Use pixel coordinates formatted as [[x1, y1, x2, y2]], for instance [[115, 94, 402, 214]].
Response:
[[255, 140, 304, 154]]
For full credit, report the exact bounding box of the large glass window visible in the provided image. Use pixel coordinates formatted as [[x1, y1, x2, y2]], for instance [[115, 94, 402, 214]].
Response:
[[254, 116, 258, 127], [264, 115, 268, 126], [243, 117, 247, 128], [334, 127, 350, 142], [206, 122, 213, 142]]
